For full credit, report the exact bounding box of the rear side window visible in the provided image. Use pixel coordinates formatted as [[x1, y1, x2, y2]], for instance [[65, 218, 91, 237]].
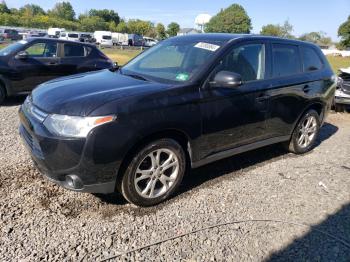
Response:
[[103, 35, 112, 40], [68, 33, 79, 38], [272, 44, 301, 77], [64, 44, 85, 57], [301, 46, 323, 72]]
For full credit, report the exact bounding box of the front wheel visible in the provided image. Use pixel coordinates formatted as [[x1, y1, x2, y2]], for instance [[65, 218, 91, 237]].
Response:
[[120, 139, 186, 207], [285, 109, 320, 154]]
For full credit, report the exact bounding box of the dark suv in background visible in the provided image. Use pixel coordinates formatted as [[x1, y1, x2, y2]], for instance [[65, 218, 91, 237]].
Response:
[[0, 38, 114, 103], [19, 34, 336, 206]]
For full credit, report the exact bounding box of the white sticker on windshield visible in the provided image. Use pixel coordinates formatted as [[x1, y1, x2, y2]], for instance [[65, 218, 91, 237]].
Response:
[[194, 42, 220, 52], [18, 40, 28, 45]]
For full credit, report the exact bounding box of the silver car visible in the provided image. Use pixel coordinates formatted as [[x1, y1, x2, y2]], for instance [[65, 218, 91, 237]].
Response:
[[335, 68, 350, 112]]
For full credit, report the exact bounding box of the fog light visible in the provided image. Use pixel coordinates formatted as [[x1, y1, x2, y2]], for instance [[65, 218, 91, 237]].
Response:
[[65, 175, 83, 189]]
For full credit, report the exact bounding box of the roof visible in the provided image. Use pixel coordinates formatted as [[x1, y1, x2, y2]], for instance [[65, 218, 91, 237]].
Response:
[[169, 33, 319, 47], [24, 37, 96, 47]]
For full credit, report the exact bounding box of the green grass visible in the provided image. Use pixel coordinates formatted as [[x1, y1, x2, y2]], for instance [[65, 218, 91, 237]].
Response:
[[102, 48, 141, 65], [326, 55, 350, 72]]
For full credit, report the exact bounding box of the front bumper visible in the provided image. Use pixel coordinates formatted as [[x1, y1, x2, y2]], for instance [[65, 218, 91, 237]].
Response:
[[18, 106, 120, 194], [334, 89, 350, 105]]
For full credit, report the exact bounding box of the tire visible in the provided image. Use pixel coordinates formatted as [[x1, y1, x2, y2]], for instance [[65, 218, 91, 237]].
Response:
[[120, 139, 186, 207], [334, 104, 345, 113], [286, 109, 320, 154], [0, 85, 6, 105]]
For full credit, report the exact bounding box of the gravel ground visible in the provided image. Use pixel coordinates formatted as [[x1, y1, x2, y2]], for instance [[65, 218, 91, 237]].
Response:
[[1, 97, 350, 261]]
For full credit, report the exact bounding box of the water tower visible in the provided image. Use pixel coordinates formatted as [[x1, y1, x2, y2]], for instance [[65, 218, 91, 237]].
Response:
[[195, 14, 212, 33]]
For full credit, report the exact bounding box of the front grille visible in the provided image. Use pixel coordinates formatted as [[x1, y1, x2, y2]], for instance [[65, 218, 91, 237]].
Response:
[[20, 125, 44, 159], [22, 97, 48, 123], [342, 81, 350, 94]]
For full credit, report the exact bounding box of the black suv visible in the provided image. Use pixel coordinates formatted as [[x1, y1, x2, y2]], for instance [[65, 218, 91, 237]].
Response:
[[0, 38, 114, 103], [19, 34, 336, 206]]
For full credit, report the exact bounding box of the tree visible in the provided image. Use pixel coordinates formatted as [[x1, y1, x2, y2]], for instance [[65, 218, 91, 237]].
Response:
[[299, 31, 332, 46], [156, 23, 166, 39], [49, 2, 75, 21], [115, 21, 129, 33], [205, 4, 252, 33], [88, 9, 119, 25], [0, 0, 10, 14], [78, 15, 108, 32], [260, 20, 294, 38], [20, 4, 45, 16], [338, 16, 350, 49], [167, 22, 180, 37], [127, 19, 152, 35]]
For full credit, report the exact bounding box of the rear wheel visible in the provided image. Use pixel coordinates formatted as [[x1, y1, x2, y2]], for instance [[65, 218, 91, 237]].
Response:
[[120, 139, 186, 207], [286, 109, 320, 154], [0, 84, 6, 105]]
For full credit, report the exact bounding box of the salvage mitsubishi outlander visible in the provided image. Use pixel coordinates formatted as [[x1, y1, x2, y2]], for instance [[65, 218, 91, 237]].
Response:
[[19, 34, 336, 207]]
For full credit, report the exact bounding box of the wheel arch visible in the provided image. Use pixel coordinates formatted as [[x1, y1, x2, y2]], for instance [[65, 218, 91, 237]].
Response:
[[116, 128, 192, 184]]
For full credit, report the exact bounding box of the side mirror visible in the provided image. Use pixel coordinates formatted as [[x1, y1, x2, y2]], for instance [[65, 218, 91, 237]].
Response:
[[15, 51, 29, 60], [210, 71, 242, 88], [110, 62, 119, 72]]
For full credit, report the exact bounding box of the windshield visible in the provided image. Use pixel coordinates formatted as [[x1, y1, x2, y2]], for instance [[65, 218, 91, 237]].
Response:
[[122, 40, 223, 83], [0, 40, 27, 56]]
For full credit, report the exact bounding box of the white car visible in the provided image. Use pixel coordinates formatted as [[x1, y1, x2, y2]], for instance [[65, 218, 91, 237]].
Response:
[[143, 37, 158, 47], [59, 32, 80, 42], [94, 31, 113, 47]]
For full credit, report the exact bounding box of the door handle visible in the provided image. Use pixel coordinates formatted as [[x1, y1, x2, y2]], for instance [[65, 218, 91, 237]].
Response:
[[303, 85, 311, 93]]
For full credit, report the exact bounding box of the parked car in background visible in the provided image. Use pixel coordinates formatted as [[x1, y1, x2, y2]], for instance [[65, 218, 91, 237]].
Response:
[[334, 67, 350, 112], [128, 34, 144, 46], [112, 32, 128, 46], [143, 37, 158, 47], [47, 28, 65, 38], [0, 29, 21, 41], [21, 31, 47, 40], [79, 33, 93, 43], [0, 38, 115, 104], [18, 34, 336, 207], [94, 31, 113, 47], [59, 32, 80, 42]]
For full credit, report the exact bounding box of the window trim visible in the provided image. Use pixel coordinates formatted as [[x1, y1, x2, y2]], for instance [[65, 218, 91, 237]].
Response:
[[271, 42, 303, 79]]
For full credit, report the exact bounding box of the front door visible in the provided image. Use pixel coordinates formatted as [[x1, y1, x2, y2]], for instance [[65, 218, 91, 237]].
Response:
[[9, 41, 61, 93], [199, 41, 271, 159]]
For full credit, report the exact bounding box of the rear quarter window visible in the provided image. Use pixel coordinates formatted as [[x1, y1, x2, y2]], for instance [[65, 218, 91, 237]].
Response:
[[301, 46, 323, 72], [272, 43, 302, 77]]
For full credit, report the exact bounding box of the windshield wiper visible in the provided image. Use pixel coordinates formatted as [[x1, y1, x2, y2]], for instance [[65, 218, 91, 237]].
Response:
[[123, 73, 149, 81]]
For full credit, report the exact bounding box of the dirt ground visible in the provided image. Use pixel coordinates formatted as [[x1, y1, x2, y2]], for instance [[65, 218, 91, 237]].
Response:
[[0, 97, 349, 261]]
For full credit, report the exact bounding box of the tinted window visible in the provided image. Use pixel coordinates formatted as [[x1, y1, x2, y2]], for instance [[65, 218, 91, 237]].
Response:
[[219, 43, 265, 81], [26, 42, 57, 57], [102, 35, 112, 40], [68, 33, 79, 38], [272, 44, 301, 77], [64, 44, 85, 57], [302, 46, 323, 71]]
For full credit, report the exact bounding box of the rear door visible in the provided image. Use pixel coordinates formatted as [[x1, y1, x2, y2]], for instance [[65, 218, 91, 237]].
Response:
[[265, 43, 311, 137], [9, 40, 61, 92], [199, 40, 271, 158], [59, 43, 93, 75]]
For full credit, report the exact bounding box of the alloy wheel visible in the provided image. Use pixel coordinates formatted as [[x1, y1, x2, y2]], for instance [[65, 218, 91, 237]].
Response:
[[134, 148, 179, 198], [297, 115, 317, 148]]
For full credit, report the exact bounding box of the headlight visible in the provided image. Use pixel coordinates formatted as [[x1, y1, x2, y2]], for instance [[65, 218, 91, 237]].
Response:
[[43, 114, 115, 138]]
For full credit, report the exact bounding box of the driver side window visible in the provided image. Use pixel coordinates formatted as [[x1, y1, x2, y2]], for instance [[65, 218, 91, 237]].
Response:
[[218, 43, 266, 82], [25, 42, 57, 58]]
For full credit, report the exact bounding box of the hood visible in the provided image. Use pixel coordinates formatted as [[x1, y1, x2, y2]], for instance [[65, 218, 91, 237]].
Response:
[[31, 69, 170, 116]]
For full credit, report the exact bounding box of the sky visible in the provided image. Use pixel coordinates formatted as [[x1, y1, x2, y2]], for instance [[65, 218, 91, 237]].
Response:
[[6, 0, 350, 40]]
